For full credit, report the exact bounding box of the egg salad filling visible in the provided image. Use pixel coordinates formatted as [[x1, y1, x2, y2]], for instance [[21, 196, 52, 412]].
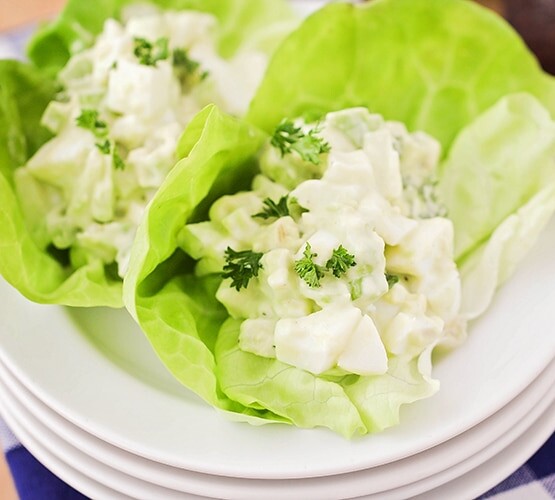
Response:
[[15, 5, 267, 278], [180, 107, 466, 376]]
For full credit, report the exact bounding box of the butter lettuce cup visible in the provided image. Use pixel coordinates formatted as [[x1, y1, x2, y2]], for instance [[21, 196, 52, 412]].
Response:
[[123, 0, 555, 437], [0, 0, 294, 307]]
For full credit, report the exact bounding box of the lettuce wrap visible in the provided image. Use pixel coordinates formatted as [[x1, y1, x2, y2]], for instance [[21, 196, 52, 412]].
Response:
[[123, 0, 555, 436], [0, 0, 294, 307]]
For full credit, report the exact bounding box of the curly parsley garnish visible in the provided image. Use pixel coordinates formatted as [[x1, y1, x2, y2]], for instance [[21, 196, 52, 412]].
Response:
[[133, 37, 169, 66], [76, 109, 107, 137], [94, 140, 126, 170], [294, 243, 326, 288], [325, 245, 356, 278], [253, 195, 290, 220], [222, 247, 264, 291], [271, 120, 330, 165], [95, 139, 111, 154], [112, 147, 126, 171]]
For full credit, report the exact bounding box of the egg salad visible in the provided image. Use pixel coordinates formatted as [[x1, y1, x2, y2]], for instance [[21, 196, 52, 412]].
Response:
[[180, 107, 466, 376]]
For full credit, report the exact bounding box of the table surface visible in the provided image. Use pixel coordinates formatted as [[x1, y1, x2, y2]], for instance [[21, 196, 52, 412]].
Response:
[[0, 0, 64, 31]]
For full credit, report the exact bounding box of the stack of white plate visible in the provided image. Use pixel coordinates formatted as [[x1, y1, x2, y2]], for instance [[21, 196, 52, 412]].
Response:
[[0, 216, 554, 500]]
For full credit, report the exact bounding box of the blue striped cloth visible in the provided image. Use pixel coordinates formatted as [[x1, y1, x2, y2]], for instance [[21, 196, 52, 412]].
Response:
[[1, 20, 554, 500], [0, 420, 87, 500]]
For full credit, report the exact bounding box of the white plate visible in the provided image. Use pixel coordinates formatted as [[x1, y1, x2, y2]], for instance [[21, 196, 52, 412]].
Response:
[[1, 218, 554, 479], [0, 375, 195, 500], [0, 344, 554, 499], [0, 354, 553, 500]]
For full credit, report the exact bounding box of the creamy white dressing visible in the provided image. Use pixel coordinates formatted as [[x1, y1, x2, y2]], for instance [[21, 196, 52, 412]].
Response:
[[16, 6, 267, 277], [181, 107, 467, 376]]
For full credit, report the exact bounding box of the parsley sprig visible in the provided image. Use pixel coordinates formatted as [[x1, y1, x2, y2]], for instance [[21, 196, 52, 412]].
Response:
[[95, 139, 111, 154], [112, 148, 126, 170], [133, 37, 169, 66], [271, 120, 330, 165], [77, 109, 125, 170], [295, 243, 357, 287], [76, 109, 107, 137], [294, 243, 326, 288], [325, 245, 356, 278], [222, 247, 264, 291], [253, 195, 290, 220], [94, 139, 126, 170]]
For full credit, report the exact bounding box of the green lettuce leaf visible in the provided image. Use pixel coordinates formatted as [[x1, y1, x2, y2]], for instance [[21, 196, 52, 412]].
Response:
[[28, 0, 295, 76], [247, 0, 555, 151], [458, 185, 555, 320], [216, 319, 366, 438], [438, 93, 555, 322], [439, 93, 555, 262], [124, 105, 265, 406], [343, 352, 438, 433], [0, 61, 54, 184]]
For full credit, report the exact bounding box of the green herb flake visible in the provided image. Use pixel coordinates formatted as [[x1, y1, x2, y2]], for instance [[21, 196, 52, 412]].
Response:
[[172, 48, 209, 85], [133, 37, 169, 66], [295, 242, 325, 288], [112, 147, 126, 170], [385, 273, 400, 289], [325, 245, 356, 278], [95, 139, 111, 155], [271, 120, 330, 165], [76, 109, 107, 137], [253, 195, 290, 220], [222, 247, 264, 291]]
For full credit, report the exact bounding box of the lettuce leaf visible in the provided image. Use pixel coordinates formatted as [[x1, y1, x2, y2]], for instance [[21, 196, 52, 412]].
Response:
[[458, 185, 555, 320], [437, 93, 555, 320], [247, 0, 555, 151], [439, 93, 555, 261], [216, 319, 366, 438], [0, 61, 54, 184], [124, 105, 264, 406], [343, 352, 438, 433], [28, 0, 295, 76]]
